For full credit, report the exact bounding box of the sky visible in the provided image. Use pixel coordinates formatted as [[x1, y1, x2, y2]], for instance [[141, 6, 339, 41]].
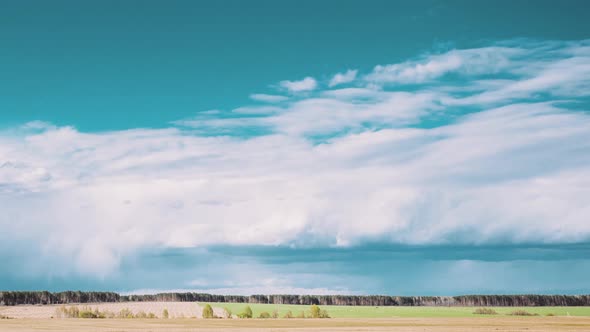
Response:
[[1, 0, 590, 295]]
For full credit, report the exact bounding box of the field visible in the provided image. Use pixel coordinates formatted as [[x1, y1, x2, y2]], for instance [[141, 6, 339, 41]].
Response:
[[2, 317, 590, 332], [202, 302, 590, 318], [0, 302, 222, 319], [2, 303, 590, 331]]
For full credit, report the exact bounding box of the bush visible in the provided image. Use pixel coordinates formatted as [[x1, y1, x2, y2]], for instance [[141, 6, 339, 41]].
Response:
[[546, 313, 555, 316], [296, 311, 306, 318], [103, 310, 115, 319], [78, 310, 99, 319], [238, 306, 253, 319], [55, 306, 66, 318], [55, 306, 106, 319], [95, 309, 109, 319], [310, 304, 321, 318], [283, 310, 293, 319], [55, 306, 79, 318], [258, 311, 271, 319], [67, 306, 79, 318], [272, 310, 279, 319], [202, 304, 215, 319], [473, 308, 498, 315], [52, 306, 156, 319], [118, 308, 135, 319], [136, 311, 148, 319], [55, 306, 114, 319], [162, 309, 169, 319], [509, 310, 538, 316], [223, 307, 233, 319], [319, 309, 330, 318]]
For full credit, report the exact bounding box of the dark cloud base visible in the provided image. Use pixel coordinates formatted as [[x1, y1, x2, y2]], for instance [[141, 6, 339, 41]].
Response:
[[3, 243, 590, 295]]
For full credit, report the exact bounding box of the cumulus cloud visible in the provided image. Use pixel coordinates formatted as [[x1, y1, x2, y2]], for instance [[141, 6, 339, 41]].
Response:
[[249, 93, 288, 103], [279, 76, 317, 92], [1, 39, 590, 280], [329, 69, 358, 87]]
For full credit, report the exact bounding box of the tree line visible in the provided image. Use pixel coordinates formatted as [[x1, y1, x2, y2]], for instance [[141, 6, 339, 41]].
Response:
[[1, 291, 589, 306]]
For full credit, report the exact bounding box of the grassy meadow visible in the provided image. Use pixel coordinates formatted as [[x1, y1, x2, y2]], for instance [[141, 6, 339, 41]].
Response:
[[202, 302, 590, 318]]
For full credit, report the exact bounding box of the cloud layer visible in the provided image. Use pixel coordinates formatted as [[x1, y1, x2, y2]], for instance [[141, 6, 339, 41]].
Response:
[[1, 39, 590, 281]]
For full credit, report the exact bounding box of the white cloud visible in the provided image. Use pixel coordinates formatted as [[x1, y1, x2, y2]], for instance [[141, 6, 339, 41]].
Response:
[[364, 47, 523, 84], [1, 40, 590, 280], [279, 76, 317, 92], [321, 87, 383, 99], [329, 69, 358, 87], [249, 93, 288, 103], [2, 103, 590, 277], [174, 91, 441, 136]]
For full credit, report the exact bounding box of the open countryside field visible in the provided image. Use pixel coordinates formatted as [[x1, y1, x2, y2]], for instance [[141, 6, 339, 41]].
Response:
[[2, 317, 590, 332], [2, 303, 590, 331], [3, 302, 590, 319], [202, 302, 590, 318], [0, 302, 223, 319]]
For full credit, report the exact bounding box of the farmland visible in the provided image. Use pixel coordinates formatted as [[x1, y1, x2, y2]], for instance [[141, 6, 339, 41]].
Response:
[[2, 317, 590, 332], [2, 302, 590, 331], [203, 302, 590, 318]]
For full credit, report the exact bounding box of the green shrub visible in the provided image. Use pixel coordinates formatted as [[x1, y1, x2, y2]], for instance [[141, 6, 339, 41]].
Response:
[[271, 310, 279, 318], [283, 310, 293, 319], [509, 310, 537, 316], [78, 310, 98, 319], [55, 306, 115, 319], [473, 308, 498, 315], [202, 304, 215, 319], [296, 311, 306, 318], [223, 307, 232, 319], [319, 309, 330, 318], [546, 313, 555, 316], [51, 306, 157, 319], [162, 309, 169, 319], [238, 306, 253, 319], [258, 311, 271, 319], [310, 305, 320, 318], [94, 309, 114, 319]]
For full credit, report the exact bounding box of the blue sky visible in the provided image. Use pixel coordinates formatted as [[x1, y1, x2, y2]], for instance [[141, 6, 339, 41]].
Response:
[[1, 1, 590, 295]]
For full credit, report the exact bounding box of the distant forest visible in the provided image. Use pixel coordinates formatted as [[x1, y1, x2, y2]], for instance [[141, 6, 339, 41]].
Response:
[[1, 291, 590, 306]]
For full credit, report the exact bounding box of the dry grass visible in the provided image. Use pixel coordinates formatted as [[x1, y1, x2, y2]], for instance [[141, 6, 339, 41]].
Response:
[[0, 302, 223, 319]]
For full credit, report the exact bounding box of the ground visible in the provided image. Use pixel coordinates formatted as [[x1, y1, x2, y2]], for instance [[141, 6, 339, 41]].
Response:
[[0, 302, 225, 319], [1, 303, 590, 331], [204, 302, 590, 318], [1, 317, 590, 332]]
